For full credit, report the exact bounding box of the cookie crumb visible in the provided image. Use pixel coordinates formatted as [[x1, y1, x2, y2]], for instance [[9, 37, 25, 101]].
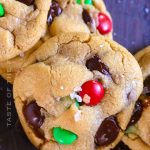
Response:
[[60, 86, 64, 90], [74, 110, 81, 122], [100, 44, 104, 48], [74, 86, 82, 92]]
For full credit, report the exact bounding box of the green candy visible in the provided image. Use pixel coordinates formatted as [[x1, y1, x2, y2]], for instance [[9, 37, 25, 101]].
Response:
[[84, 0, 93, 5], [75, 100, 79, 108], [53, 127, 78, 145], [76, 0, 82, 4], [76, 0, 92, 5], [0, 3, 5, 17]]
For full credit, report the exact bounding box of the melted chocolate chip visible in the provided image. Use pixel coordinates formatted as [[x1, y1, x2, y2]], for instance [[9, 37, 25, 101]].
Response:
[[94, 116, 120, 146], [47, 1, 62, 25], [128, 100, 143, 127], [86, 55, 111, 76], [142, 98, 150, 108], [112, 141, 131, 150], [24, 101, 45, 129], [143, 76, 150, 96], [18, 0, 35, 6], [82, 9, 93, 25]]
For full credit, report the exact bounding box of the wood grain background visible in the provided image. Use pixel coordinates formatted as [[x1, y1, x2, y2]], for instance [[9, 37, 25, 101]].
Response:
[[0, 0, 150, 149]]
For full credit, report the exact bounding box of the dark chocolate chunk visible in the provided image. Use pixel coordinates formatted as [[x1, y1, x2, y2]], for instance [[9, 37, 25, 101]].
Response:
[[47, 1, 62, 24], [128, 100, 143, 127], [143, 76, 150, 95], [17, 0, 35, 6], [82, 9, 93, 25], [94, 116, 120, 146], [86, 55, 111, 76], [112, 141, 131, 150], [142, 98, 150, 108], [24, 101, 45, 129]]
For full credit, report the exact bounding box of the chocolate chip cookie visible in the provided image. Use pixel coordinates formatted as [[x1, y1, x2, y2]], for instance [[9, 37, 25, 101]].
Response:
[[48, 0, 112, 37], [0, 0, 112, 83], [13, 32, 143, 150], [0, 0, 51, 61], [115, 46, 150, 150]]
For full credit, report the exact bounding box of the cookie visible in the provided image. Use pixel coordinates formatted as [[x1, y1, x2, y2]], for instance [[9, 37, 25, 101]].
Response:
[[0, 40, 43, 84], [114, 46, 150, 149], [13, 32, 143, 149], [0, 0, 112, 83], [0, 0, 51, 61], [48, 0, 112, 37]]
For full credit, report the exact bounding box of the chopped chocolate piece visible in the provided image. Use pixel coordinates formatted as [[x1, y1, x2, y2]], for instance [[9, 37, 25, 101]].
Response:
[[143, 76, 150, 96], [24, 101, 45, 129], [128, 100, 143, 127], [82, 9, 93, 25], [95, 116, 120, 146], [47, 1, 62, 24], [112, 141, 131, 150], [86, 55, 111, 76], [18, 0, 35, 6]]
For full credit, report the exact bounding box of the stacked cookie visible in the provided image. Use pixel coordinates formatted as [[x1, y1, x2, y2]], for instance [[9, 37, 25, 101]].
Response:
[[0, 0, 148, 150], [0, 0, 112, 83], [116, 46, 150, 150]]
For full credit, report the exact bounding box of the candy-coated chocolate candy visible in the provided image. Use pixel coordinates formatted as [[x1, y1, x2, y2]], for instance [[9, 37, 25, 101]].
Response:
[[77, 0, 92, 5], [53, 127, 78, 145], [84, 0, 92, 5], [76, 0, 81, 4], [0, 3, 5, 17], [80, 80, 104, 106], [75, 101, 80, 108], [97, 13, 112, 35]]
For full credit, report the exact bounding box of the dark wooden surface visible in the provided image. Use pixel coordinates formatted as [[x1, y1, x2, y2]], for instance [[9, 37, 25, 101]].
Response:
[[0, 0, 150, 150]]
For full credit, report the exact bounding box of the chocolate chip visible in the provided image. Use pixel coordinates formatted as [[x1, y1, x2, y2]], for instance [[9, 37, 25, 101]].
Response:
[[86, 55, 111, 76], [112, 141, 131, 150], [143, 76, 150, 96], [47, 1, 62, 25], [94, 116, 120, 146], [82, 9, 93, 25], [17, 0, 35, 6], [24, 101, 45, 129], [128, 100, 143, 127], [142, 98, 150, 108]]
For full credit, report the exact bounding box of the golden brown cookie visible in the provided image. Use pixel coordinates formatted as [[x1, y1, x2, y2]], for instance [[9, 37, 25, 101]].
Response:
[[48, 0, 112, 38], [114, 46, 150, 150], [13, 32, 143, 150], [0, 0, 51, 61], [0, 0, 112, 83]]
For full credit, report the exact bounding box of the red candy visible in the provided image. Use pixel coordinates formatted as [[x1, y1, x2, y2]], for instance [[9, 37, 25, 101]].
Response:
[[80, 80, 104, 106], [97, 13, 112, 35]]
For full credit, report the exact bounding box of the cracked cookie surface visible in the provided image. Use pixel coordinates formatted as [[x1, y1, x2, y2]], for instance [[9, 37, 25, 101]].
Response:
[[0, 0, 51, 61], [0, 0, 112, 83], [13, 32, 143, 150]]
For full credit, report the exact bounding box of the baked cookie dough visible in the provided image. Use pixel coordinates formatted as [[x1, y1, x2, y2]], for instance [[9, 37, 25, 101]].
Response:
[[0, 0, 51, 61], [114, 46, 150, 150], [0, 0, 112, 83], [48, 0, 112, 37], [13, 32, 143, 150]]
